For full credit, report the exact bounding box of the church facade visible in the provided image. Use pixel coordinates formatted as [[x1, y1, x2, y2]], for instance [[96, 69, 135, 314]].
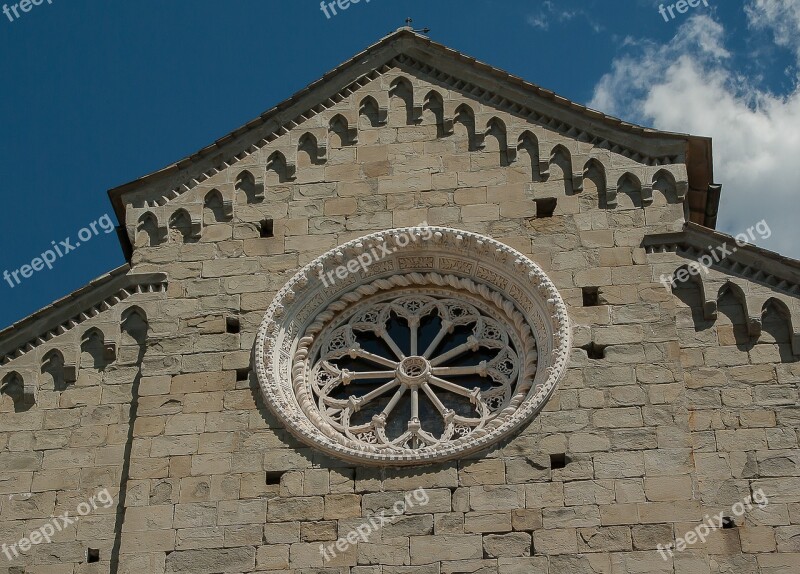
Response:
[[0, 29, 797, 574]]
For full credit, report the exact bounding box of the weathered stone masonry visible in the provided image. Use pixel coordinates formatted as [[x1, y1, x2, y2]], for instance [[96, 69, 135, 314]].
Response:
[[0, 29, 798, 574]]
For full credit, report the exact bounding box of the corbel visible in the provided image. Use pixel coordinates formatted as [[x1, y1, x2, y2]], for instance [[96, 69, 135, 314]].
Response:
[[63, 351, 78, 384], [641, 183, 654, 206], [221, 197, 234, 219], [605, 186, 618, 209]]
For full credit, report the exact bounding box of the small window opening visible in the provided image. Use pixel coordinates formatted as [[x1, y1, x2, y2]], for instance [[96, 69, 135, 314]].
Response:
[[582, 287, 600, 307], [266, 471, 283, 485], [581, 342, 606, 360], [535, 198, 557, 218], [722, 517, 736, 529], [550, 453, 568, 469], [236, 368, 250, 382], [226, 317, 240, 334], [260, 219, 274, 238], [87, 548, 100, 563]]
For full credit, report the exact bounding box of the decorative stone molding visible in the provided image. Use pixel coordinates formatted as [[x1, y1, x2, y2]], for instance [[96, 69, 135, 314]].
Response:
[[0, 269, 166, 366], [255, 226, 571, 465], [113, 32, 697, 240]]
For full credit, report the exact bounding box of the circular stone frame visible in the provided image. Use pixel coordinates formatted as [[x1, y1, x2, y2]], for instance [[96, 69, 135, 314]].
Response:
[[255, 226, 571, 466]]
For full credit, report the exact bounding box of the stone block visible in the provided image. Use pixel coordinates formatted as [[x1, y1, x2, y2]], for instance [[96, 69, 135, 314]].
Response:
[[525, 482, 564, 508], [482, 532, 532, 557], [256, 544, 290, 570], [301, 521, 337, 542], [324, 494, 362, 519], [165, 547, 256, 573], [409, 535, 483, 564], [469, 485, 525, 511], [464, 511, 511, 533], [268, 497, 324, 522], [532, 528, 577, 555], [459, 459, 506, 486], [511, 509, 542, 531]]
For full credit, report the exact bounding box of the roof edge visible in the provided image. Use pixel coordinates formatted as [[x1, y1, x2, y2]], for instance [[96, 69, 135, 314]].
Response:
[[0, 265, 168, 362], [107, 29, 717, 231], [643, 222, 800, 285]]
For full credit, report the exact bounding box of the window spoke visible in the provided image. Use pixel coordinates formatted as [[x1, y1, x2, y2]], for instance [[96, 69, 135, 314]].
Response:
[[427, 375, 478, 399], [429, 337, 477, 367], [353, 349, 398, 369], [354, 379, 399, 406]]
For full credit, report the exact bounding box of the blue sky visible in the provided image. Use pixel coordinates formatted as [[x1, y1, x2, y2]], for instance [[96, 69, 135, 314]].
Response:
[[1, 0, 798, 328]]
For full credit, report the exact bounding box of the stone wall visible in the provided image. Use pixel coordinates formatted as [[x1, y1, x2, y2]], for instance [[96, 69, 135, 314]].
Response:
[[0, 63, 797, 574]]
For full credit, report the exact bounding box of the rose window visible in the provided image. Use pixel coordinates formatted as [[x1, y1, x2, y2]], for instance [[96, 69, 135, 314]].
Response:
[[256, 226, 571, 465], [311, 294, 524, 451]]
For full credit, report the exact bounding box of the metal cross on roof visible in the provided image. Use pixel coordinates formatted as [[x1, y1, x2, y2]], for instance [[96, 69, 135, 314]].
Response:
[[403, 17, 430, 34]]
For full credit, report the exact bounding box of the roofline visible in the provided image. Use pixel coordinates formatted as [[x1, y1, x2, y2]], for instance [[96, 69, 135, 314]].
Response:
[[0, 264, 168, 362], [107, 29, 718, 231], [643, 222, 800, 285]]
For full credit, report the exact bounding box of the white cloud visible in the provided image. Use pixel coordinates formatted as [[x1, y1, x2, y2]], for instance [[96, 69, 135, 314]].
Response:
[[526, 1, 602, 33], [589, 4, 800, 258], [746, 0, 800, 60], [527, 14, 549, 30]]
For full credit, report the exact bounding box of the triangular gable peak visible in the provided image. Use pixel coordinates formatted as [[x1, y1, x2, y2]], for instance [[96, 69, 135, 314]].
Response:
[[111, 29, 714, 254]]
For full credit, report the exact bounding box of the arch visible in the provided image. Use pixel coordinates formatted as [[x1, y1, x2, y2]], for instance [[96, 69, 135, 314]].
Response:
[[717, 282, 755, 345], [236, 169, 263, 203], [359, 96, 384, 128], [203, 189, 227, 224], [136, 212, 159, 247], [761, 298, 792, 344], [266, 150, 294, 183], [668, 264, 720, 340], [82, 327, 112, 372], [329, 114, 355, 148], [518, 131, 542, 182], [389, 77, 416, 126], [41, 349, 69, 391], [549, 145, 574, 195], [168, 209, 197, 243], [121, 306, 149, 347], [759, 297, 800, 359], [298, 132, 323, 167], [423, 90, 448, 138], [583, 159, 607, 207], [652, 169, 678, 205], [236, 170, 254, 190], [1, 371, 33, 412], [717, 282, 748, 315], [453, 104, 481, 152], [485, 118, 512, 167], [617, 173, 642, 209]]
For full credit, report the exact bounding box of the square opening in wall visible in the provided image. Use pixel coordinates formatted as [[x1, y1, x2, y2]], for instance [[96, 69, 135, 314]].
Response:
[[550, 453, 568, 469], [535, 198, 557, 218], [260, 219, 275, 238], [582, 287, 600, 307], [266, 471, 283, 485], [722, 517, 736, 529], [581, 342, 607, 360], [87, 548, 100, 563], [226, 317, 241, 334], [236, 368, 251, 382]]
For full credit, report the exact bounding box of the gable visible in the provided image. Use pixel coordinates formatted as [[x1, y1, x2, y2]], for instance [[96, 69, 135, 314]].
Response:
[[112, 29, 714, 256]]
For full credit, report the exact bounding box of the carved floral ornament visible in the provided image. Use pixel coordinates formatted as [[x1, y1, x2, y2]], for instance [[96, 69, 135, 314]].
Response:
[[255, 226, 571, 465]]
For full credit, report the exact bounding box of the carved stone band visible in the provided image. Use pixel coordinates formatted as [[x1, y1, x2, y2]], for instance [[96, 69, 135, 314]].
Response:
[[255, 226, 571, 465]]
